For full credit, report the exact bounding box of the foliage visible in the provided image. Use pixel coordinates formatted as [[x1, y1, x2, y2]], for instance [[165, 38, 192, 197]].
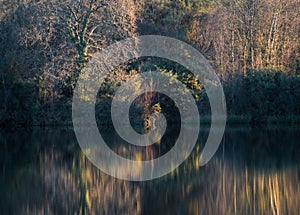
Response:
[[224, 69, 300, 122], [0, 0, 299, 127]]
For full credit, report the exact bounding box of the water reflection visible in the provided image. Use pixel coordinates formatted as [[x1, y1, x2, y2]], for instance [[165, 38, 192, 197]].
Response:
[[0, 127, 299, 214]]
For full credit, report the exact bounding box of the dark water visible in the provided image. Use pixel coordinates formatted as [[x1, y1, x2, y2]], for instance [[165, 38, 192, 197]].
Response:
[[0, 126, 300, 215]]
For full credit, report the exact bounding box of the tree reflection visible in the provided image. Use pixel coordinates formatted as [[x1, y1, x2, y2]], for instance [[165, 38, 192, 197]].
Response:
[[0, 127, 300, 215]]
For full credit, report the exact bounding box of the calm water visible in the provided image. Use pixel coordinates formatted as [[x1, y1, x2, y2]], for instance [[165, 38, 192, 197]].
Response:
[[0, 126, 300, 215]]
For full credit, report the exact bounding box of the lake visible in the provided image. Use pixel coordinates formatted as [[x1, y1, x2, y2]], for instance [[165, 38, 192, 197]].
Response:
[[0, 126, 299, 215]]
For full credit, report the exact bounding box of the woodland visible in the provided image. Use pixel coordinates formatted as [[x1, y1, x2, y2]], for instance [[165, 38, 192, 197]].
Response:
[[0, 0, 299, 127]]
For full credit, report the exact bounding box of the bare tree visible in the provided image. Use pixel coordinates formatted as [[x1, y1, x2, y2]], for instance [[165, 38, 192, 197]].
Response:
[[10, 0, 140, 100], [187, 0, 300, 75]]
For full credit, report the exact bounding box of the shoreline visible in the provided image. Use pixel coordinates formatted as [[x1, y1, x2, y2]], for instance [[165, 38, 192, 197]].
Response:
[[2, 115, 300, 129]]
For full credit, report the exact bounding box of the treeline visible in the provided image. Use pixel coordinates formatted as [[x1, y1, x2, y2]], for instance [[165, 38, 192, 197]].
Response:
[[0, 0, 299, 127]]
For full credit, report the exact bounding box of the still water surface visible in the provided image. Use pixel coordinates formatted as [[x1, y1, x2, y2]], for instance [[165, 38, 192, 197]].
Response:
[[0, 126, 299, 215]]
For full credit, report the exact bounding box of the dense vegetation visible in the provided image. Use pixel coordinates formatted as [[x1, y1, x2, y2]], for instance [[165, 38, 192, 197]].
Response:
[[0, 0, 299, 127]]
